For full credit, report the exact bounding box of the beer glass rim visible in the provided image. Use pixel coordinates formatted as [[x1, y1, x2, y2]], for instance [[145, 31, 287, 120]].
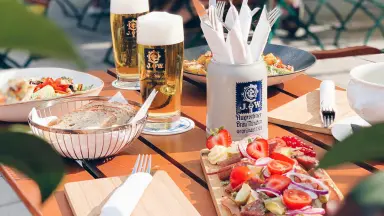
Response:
[[210, 59, 265, 67]]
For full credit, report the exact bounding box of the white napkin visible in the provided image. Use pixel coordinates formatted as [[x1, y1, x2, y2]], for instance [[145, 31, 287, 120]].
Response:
[[224, 3, 237, 30], [227, 27, 248, 64], [200, 2, 275, 65], [30, 108, 58, 126], [109, 92, 129, 104], [249, 5, 270, 62], [201, 21, 233, 63], [101, 172, 153, 216], [320, 80, 336, 110], [238, 0, 252, 42], [227, 3, 251, 64]]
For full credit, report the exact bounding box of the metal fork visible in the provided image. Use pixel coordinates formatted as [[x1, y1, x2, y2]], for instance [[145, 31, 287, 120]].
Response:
[[132, 154, 152, 174], [321, 107, 335, 128], [216, 1, 229, 30], [267, 6, 281, 27]]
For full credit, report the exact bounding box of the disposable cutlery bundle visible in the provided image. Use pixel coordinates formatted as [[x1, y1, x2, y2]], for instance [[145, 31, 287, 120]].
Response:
[[193, 0, 281, 64]]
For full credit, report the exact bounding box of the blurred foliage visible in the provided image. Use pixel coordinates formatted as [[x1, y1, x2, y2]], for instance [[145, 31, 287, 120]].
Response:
[[0, 0, 85, 68], [0, 0, 81, 203], [319, 123, 384, 211], [0, 126, 65, 202]]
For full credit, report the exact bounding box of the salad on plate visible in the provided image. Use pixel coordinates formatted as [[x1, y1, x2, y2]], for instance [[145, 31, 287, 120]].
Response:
[[184, 52, 294, 76], [0, 77, 93, 105], [202, 128, 340, 216]]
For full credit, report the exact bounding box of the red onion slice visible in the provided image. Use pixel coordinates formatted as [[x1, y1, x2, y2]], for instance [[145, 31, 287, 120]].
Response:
[[286, 207, 325, 215], [255, 157, 272, 166], [288, 184, 318, 199], [263, 167, 271, 178], [286, 173, 329, 195], [299, 206, 312, 211], [238, 142, 253, 159], [256, 187, 281, 197]]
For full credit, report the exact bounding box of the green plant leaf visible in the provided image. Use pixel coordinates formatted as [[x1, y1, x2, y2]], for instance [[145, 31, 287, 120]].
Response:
[[319, 123, 384, 169], [0, 0, 85, 68], [349, 171, 384, 206], [0, 126, 65, 202]]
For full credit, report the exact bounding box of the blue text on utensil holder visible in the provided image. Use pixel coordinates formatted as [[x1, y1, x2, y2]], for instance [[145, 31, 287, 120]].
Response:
[[236, 80, 263, 134]]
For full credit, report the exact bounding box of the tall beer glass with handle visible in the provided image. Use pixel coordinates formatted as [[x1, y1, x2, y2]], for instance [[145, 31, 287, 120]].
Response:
[[137, 12, 184, 130], [110, 0, 149, 90]]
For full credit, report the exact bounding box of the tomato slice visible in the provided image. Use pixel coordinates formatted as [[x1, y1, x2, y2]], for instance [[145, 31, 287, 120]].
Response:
[[283, 189, 312, 210], [229, 166, 251, 189], [267, 160, 293, 175], [267, 137, 286, 152], [264, 174, 291, 194], [246, 138, 269, 159], [270, 152, 295, 166]]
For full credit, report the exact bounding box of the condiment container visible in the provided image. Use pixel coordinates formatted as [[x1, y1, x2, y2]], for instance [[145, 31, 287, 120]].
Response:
[[206, 60, 268, 140]]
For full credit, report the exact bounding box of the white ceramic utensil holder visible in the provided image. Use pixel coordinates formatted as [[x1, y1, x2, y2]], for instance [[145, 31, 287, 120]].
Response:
[[207, 60, 268, 141]]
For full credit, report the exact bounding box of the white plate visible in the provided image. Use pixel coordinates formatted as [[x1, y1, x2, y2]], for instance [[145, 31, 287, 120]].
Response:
[[331, 116, 370, 141], [0, 67, 104, 122]]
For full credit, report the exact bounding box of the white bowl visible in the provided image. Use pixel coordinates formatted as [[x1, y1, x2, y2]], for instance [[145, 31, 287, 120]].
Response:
[[0, 67, 104, 122], [347, 62, 384, 124]]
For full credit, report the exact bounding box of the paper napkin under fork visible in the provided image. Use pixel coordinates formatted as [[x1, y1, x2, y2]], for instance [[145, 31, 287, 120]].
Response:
[[201, 21, 233, 63], [101, 172, 153, 216]]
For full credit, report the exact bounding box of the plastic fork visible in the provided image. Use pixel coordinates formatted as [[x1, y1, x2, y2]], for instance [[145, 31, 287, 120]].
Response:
[[267, 6, 281, 27], [132, 154, 152, 174], [321, 107, 335, 128], [216, 1, 229, 31]]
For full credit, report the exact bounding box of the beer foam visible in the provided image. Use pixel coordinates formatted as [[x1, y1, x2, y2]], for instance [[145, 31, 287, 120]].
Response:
[[110, 0, 149, 14], [137, 12, 184, 45]]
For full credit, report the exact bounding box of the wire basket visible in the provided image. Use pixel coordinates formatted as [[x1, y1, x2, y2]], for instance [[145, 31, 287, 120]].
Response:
[[28, 96, 147, 160]]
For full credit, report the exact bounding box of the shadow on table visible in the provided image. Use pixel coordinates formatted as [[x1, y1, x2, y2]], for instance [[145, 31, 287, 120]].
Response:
[[55, 191, 75, 216], [305, 89, 321, 126]]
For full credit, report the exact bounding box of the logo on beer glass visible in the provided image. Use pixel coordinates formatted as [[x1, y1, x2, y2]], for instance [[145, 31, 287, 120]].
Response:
[[145, 49, 165, 71], [236, 81, 262, 114], [145, 48, 166, 80], [123, 17, 137, 38]]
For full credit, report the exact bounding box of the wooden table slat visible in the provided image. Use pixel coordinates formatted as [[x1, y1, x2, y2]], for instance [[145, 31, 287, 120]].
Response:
[[3, 60, 383, 216]]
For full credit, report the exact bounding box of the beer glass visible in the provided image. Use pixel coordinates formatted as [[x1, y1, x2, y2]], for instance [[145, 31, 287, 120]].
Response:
[[110, 0, 149, 90], [137, 12, 184, 129]]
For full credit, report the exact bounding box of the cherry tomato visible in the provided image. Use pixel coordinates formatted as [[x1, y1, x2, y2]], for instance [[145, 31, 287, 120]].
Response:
[[264, 175, 291, 196], [55, 78, 62, 84], [229, 166, 251, 189], [300, 148, 317, 157], [283, 189, 312, 210], [43, 78, 54, 86], [270, 152, 295, 166], [267, 160, 293, 175]]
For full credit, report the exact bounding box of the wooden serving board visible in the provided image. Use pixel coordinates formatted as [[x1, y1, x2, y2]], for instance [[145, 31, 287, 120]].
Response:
[[200, 150, 344, 216], [64, 170, 200, 216], [268, 89, 356, 135]]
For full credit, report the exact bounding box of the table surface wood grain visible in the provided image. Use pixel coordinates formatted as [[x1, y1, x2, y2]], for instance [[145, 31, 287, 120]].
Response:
[[1, 54, 383, 216]]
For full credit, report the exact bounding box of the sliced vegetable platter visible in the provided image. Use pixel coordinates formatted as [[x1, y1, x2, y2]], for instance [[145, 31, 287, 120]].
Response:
[[200, 131, 343, 216]]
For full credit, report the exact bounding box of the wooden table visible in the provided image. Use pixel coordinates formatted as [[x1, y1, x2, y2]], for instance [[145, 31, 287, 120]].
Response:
[[1, 55, 382, 215]]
